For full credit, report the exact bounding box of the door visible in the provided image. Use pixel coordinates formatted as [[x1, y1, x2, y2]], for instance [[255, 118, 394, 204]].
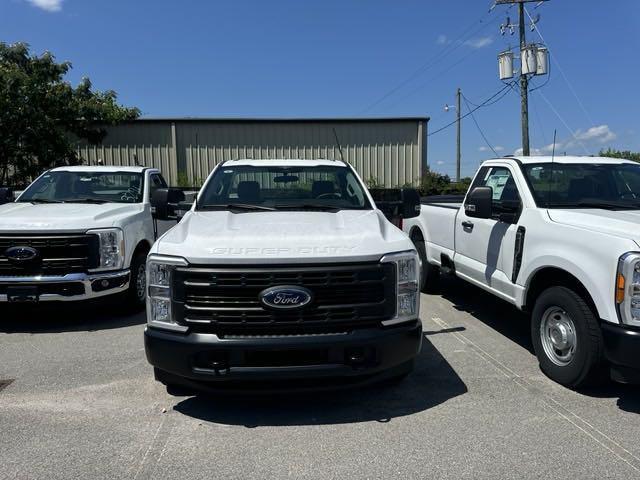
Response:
[[454, 165, 523, 298]]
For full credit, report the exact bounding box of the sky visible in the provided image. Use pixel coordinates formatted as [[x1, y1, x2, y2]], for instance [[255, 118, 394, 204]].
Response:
[[2, 0, 640, 178]]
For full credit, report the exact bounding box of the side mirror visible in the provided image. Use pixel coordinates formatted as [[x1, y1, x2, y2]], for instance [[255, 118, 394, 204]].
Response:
[[464, 186, 492, 219], [151, 188, 185, 221], [399, 188, 421, 219], [0, 187, 14, 205]]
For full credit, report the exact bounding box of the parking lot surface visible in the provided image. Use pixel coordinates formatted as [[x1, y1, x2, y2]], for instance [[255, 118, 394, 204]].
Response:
[[1, 277, 639, 480]]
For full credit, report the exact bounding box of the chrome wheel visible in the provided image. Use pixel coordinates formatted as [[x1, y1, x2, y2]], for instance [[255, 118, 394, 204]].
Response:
[[540, 306, 577, 366], [135, 263, 146, 301]]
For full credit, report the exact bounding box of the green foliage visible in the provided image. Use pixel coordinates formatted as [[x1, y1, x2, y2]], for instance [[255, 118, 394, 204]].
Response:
[[0, 42, 140, 185], [599, 148, 640, 163], [418, 166, 471, 196]]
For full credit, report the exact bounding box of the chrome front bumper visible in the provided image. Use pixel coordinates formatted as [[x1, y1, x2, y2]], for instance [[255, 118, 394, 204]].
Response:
[[0, 270, 130, 302]]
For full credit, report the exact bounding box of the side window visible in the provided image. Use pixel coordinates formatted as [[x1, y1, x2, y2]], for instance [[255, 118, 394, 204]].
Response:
[[149, 174, 167, 197], [469, 166, 522, 222]]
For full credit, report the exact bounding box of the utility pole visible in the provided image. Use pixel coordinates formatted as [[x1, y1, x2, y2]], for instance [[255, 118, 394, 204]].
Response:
[[518, 2, 530, 156], [456, 87, 461, 182], [496, 0, 549, 156]]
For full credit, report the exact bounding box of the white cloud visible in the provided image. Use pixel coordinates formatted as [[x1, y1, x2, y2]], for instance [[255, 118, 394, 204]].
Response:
[[464, 36, 493, 49], [512, 125, 618, 156], [436, 34, 449, 45], [436, 160, 445, 165], [26, 0, 63, 12], [478, 145, 505, 153], [574, 125, 616, 143]]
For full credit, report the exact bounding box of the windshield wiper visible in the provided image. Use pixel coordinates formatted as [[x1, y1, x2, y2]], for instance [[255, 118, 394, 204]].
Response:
[[200, 203, 277, 212], [26, 199, 63, 204], [546, 201, 640, 210], [64, 198, 109, 204], [274, 203, 341, 211]]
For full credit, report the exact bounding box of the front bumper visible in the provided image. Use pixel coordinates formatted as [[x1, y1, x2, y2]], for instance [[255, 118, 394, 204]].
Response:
[[0, 270, 130, 302], [145, 320, 423, 392], [602, 322, 640, 383]]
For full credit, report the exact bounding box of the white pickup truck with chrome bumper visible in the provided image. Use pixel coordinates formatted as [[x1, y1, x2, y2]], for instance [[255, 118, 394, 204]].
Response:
[[404, 156, 640, 387], [0, 166, 171, 309]]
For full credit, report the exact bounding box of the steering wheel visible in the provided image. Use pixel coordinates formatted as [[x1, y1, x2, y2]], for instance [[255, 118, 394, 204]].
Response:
[[316, 192, 342, 200]]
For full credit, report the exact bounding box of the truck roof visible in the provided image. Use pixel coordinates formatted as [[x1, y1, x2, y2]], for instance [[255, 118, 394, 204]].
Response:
[[49, 165, 154, 173], [222, 159, 348, 167], [499, 155, 636, 165]]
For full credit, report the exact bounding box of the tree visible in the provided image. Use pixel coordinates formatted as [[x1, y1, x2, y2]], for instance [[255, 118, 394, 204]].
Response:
[[418, 166, 471, 196], [0, 43, 140, 185], [599, 148, 640, 163]]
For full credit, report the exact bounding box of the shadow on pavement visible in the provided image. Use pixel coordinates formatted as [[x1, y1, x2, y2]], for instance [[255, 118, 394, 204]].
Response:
[[0, 302, 145, 333], [437, 276, 533, 354], [173, 335, 467, 427], [434, 276, 640, 411]]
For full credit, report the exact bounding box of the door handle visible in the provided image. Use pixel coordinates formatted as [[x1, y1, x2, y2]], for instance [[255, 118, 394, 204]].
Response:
[[461, 221, 474, 231]]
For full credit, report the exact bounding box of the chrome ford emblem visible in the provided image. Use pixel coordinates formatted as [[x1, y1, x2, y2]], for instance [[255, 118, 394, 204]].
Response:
[[259, 286, 312, 310], [4, 246, 40, 265]]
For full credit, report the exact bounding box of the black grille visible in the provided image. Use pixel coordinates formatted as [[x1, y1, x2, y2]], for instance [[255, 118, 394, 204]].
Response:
[[0, 234, 99, 275], [173, 263, 396, 334]]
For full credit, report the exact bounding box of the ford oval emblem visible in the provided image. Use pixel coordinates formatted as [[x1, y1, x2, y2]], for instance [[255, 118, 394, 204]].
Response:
[[4, 246, 40, 265], [259, 285, 313, 310]]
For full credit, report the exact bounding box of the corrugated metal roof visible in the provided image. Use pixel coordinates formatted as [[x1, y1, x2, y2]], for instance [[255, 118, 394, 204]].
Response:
[[132, 116, 430, 123]]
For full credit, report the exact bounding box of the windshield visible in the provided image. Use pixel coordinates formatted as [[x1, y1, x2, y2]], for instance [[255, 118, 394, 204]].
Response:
[[197, 165, 371, 211], [523, 163, 640, 210], [18, 171, 144, 204]]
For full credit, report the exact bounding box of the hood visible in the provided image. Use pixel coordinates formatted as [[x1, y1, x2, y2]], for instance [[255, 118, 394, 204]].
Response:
[[0, 202, 144, 232], [154, 209, 413, 264], [548, 209, 640, 246]]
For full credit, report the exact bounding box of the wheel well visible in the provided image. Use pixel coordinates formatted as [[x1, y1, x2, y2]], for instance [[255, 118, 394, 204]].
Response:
[[524, 267, 598, 316], [132, 240, 151, 259]]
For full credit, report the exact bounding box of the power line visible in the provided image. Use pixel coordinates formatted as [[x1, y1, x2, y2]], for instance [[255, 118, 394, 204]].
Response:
[[360, 5, 502, 113], [536, 89, 590, 154], [461, 93, 499, 156], [524, 6, 594, 125], [428, 82, 515, 137]]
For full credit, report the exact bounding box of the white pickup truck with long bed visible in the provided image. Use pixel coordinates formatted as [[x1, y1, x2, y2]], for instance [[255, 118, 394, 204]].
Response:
[[404, 155, 640, 388]]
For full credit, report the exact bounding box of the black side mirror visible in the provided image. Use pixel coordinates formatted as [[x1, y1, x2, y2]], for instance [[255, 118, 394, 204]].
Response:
[[400, 188, 421, 219], [151, 188, 185, 220], [0, 187, 14, 205], [464, 186, 492, 219]]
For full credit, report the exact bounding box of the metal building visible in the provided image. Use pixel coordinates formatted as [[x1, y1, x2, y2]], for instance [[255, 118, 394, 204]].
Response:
[[75, 118, 428, 187]]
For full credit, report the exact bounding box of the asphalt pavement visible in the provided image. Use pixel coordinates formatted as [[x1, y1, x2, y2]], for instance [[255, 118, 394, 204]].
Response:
[[1, 276, 639, 479]]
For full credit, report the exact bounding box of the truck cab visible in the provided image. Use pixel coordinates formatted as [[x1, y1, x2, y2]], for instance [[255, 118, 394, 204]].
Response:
[[145, 159, 423, 393], [0, 166, 171, 309]]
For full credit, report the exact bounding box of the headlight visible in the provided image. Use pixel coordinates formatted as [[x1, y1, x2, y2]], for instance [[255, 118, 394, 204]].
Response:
[[381, 250, 420, 326], [87, 228, 125, 271], [146, 255, 188, 332], [616, 252, 640, 327]]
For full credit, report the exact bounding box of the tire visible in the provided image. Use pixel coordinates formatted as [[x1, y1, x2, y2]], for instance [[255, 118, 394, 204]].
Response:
[[413, 239, 439, 293], [531, 286, 604, 388], [123, 250, 148, 313]]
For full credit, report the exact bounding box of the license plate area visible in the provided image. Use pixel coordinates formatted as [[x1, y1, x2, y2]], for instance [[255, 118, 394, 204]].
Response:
[[7, 286, 39, 303]]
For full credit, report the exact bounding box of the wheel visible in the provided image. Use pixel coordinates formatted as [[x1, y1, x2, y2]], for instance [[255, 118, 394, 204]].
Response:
[[531, 286, 604, 388], [413, 238, 439, 293], [123, 250, 148, 312]]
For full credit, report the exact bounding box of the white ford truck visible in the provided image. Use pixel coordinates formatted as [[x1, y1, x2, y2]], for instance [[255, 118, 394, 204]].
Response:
[[0, 166, 172, 310], [404, 155, 640, 387], [144, 159, 423, 393]]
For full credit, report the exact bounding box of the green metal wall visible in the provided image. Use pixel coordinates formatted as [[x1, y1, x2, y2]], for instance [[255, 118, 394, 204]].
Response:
[[76, 118, 428, 187]]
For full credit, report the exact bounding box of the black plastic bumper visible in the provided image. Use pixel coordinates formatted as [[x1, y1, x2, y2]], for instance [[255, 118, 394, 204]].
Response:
[[145, 320, 422, 392], [602, 322, 640, 383]]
